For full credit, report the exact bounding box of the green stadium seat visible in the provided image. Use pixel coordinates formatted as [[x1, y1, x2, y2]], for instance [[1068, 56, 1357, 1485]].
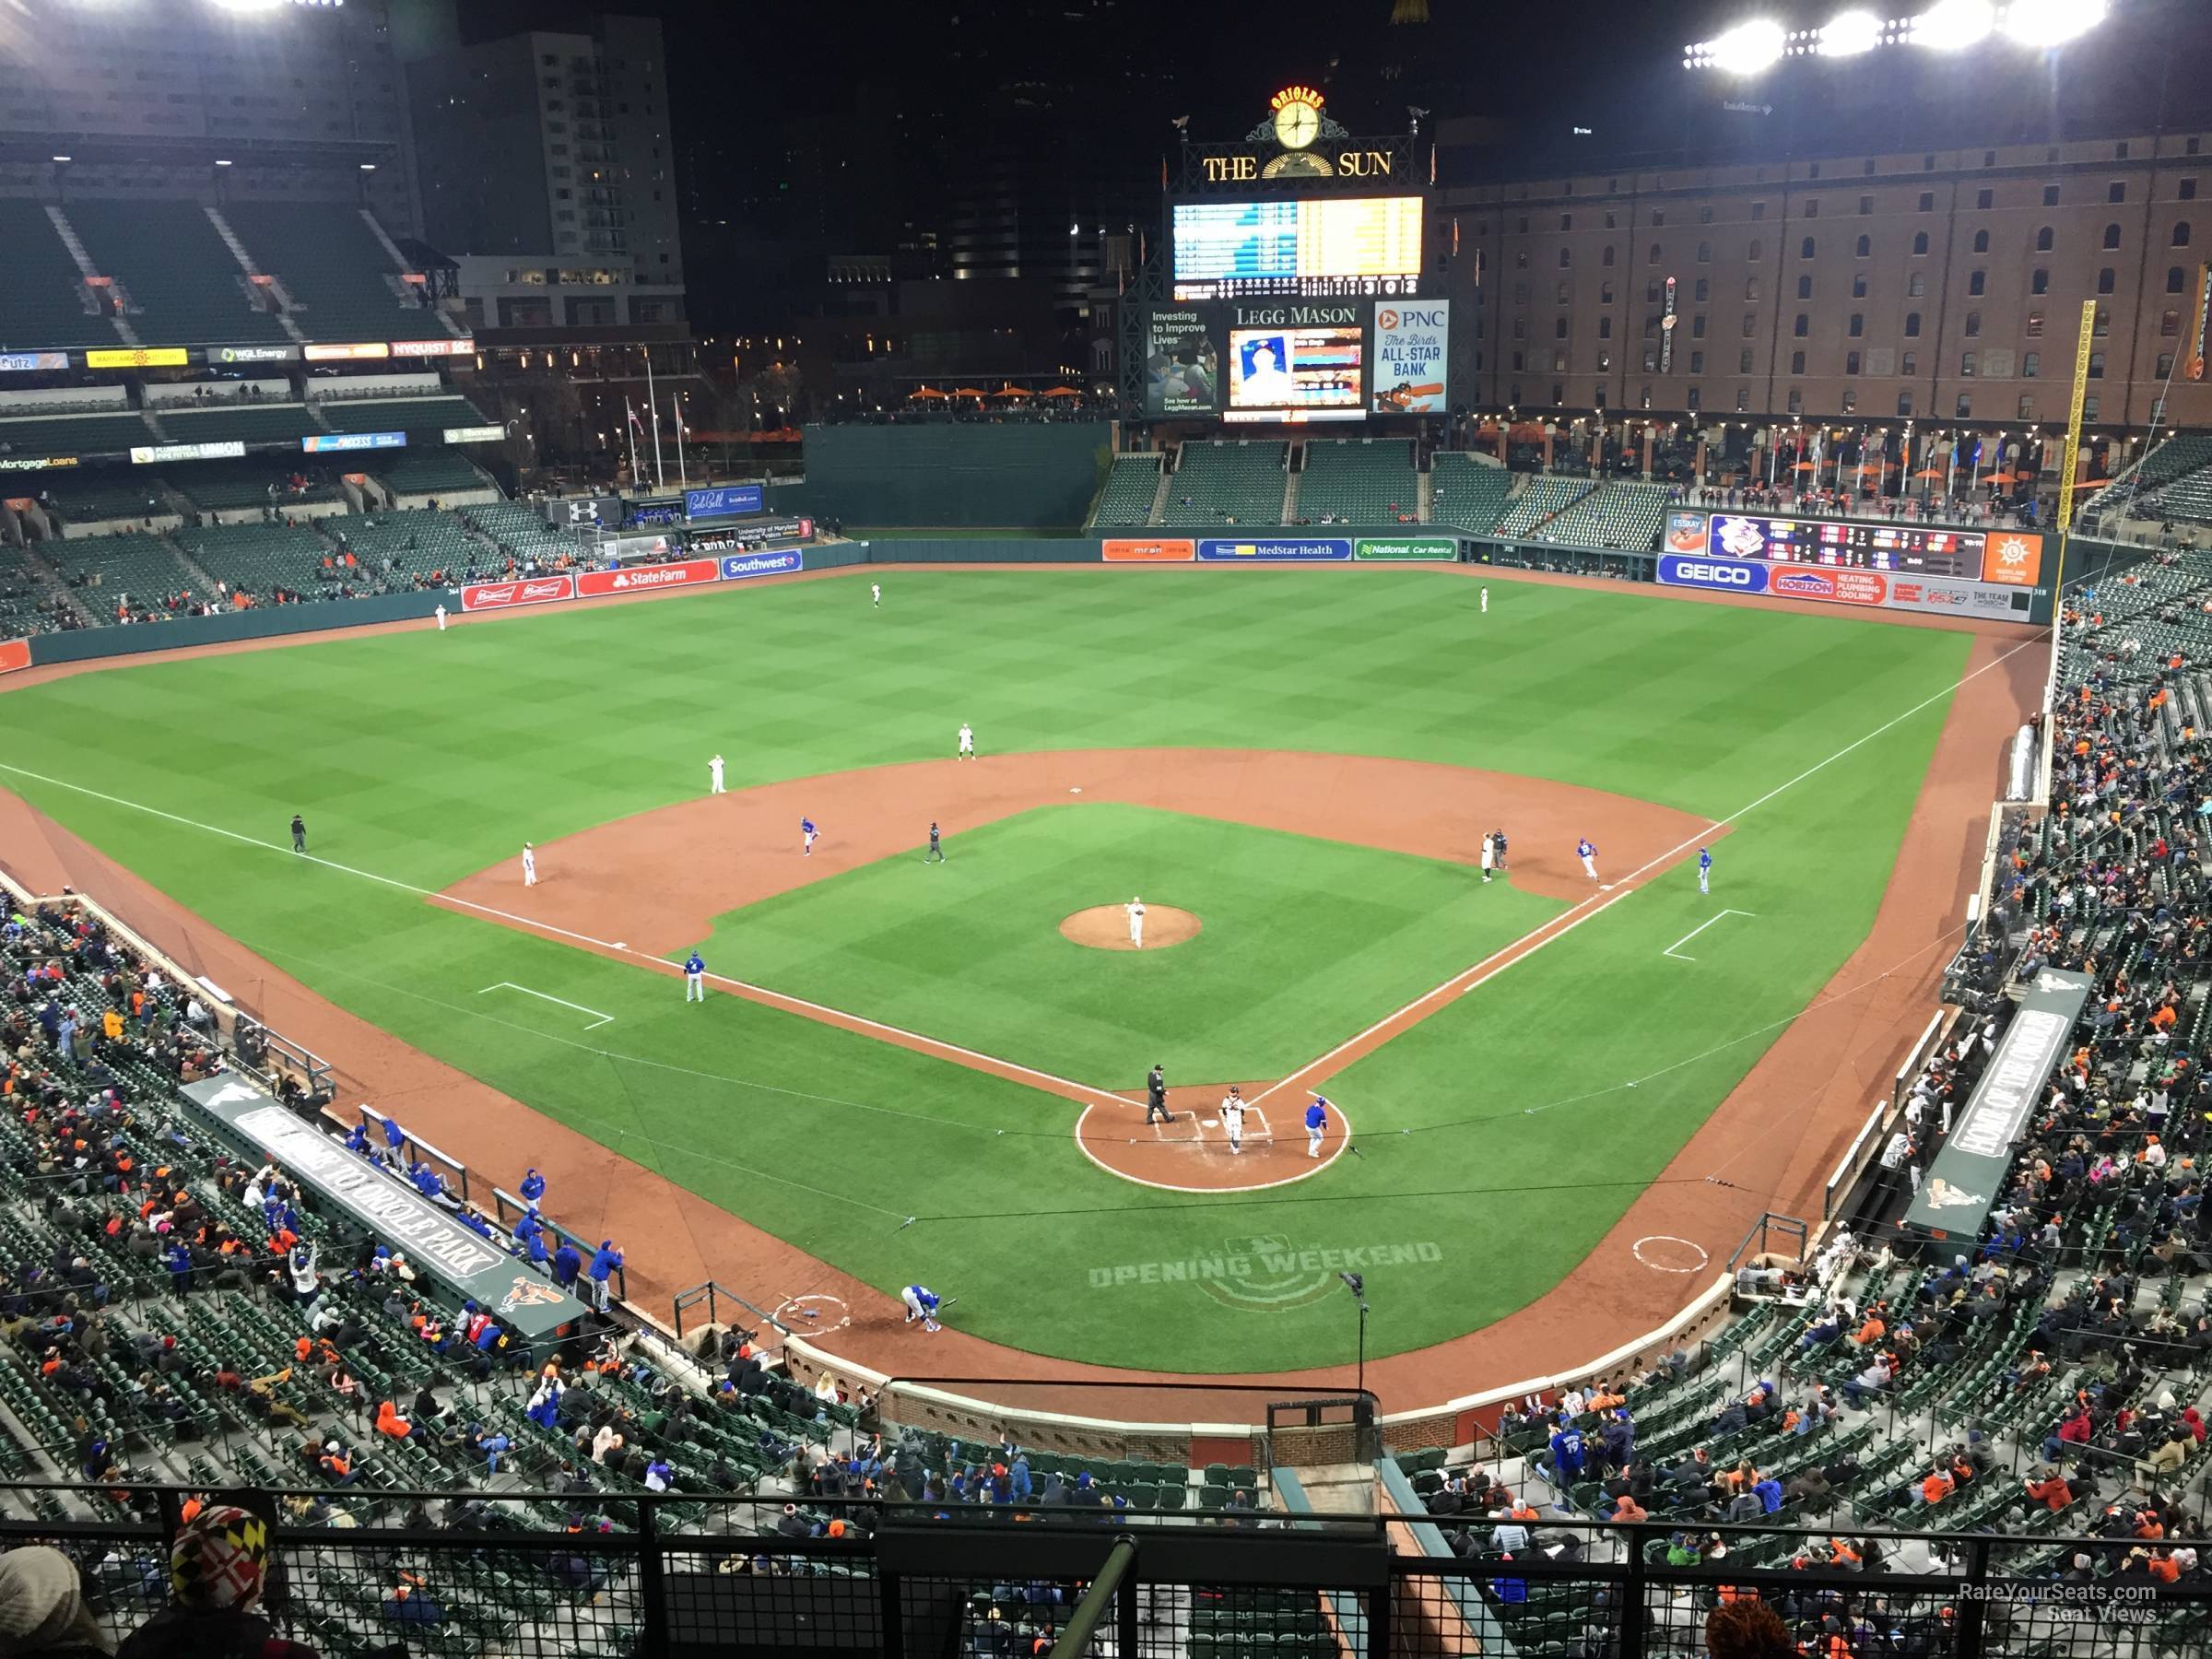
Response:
[[65, 201, 290, 347], [222, 203, 440, 343], [1298, 439, 1418, 523], [1091, 453, 1165, 526], [1429, 453, 1514, 534], [0, 201, 125, 349], [1160, 441, 1288, 527]]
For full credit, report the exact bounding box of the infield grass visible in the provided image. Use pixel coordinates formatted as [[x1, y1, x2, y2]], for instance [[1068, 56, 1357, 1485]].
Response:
[[0, 567, 1976, 1371]]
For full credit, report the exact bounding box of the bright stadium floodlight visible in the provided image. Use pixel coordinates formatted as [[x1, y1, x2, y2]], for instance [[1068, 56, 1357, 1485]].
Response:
[[1707, 18, 1788, 73], [1912, 0, 1996, 50], [1817, 8, 1884, 54], [2004, 0, 2108, 45]]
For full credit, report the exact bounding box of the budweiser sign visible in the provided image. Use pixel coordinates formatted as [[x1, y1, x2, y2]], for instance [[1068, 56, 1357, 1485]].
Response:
[[460, 575, 574, 612], [575, 558, 719, 598]]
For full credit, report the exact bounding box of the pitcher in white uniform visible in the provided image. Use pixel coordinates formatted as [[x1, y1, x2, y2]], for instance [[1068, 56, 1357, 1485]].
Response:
[[709, 754, 726, 794], [1126, 896, 1146, 949], [522, 842, 537, 887]]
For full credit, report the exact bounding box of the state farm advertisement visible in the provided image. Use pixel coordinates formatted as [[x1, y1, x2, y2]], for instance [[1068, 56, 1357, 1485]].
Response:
[[575, 558, 721, 598], [460, 575, 574, 612]]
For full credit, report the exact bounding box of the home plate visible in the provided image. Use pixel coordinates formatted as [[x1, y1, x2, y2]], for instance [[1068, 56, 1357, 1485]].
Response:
[[1601, 884, 1614, 891]]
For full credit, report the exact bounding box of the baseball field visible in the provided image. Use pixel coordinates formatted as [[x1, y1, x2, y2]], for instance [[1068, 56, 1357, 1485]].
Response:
[[0, 564, 2001, 1378]]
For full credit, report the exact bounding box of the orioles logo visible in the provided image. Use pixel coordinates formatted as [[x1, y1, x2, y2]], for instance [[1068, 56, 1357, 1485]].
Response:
[[499, 1276, 567, 1313]]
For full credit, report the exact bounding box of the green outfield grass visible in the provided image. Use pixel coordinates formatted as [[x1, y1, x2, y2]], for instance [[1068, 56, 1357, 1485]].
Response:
[[714, 802, 1564, 1085], [0, 567, 1973, 1371]]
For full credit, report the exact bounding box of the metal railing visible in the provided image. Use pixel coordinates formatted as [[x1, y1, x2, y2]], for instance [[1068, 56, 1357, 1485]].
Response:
[[4, 1482, 2206, 1658]]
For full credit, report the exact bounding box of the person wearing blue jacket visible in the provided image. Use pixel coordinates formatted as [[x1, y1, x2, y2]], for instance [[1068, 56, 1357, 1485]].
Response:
[[588, 1241, 623, 1312], [520, 1169, 547, 1206], [552, 1241, 583, 1288], [1548, 1418, 1587, 1485]]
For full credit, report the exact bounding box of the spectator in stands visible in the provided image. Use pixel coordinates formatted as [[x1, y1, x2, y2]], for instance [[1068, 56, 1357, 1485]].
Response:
[[117, 1501, 317, 1659], [0, 1542, 108, 1656]]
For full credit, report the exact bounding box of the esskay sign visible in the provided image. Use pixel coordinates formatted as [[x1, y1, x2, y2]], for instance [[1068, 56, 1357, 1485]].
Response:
[[1354, 536, 1455, 560], [174, 1077, 586, 1338], [1197, 537, 1353, 562], [1902, 968, 2091, 1242], [460, 574, 573, 612]]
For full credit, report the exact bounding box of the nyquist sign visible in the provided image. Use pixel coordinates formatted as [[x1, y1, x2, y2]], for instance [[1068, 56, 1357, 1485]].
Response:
[[1657, 555, 1768, 593]]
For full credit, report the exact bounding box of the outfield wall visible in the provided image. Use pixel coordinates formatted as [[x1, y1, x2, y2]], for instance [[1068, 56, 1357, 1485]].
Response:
[[4, 527, 2049, 674], [800, 421, 1114, 529]]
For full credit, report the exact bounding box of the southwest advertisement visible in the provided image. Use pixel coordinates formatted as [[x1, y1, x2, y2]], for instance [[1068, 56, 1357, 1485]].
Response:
[[1371, 300, 1448, 415]]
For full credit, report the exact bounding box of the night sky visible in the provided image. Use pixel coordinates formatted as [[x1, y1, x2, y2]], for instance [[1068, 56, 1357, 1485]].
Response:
[[448, 0, 2212, 327]]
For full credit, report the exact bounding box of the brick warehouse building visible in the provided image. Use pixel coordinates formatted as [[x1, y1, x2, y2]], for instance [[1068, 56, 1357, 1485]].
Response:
[[1443, 128, 2212, 444]]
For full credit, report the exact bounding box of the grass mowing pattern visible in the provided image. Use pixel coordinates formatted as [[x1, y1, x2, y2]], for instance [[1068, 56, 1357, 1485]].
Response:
[[0, 569, 1969, 1371]]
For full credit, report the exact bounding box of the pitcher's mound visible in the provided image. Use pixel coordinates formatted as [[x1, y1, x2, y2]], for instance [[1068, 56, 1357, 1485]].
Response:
[[1060, 904, 1201, 951]]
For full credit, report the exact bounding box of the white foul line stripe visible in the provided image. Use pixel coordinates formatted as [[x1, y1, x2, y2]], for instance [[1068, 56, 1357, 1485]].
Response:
[[1662, 910, 1756, 961], [1250, 631, 2044, 1108], [0, 759, 1129, 1112]]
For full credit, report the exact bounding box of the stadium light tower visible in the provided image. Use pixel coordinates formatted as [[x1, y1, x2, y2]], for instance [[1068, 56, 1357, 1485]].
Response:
[[1913, 0, 1995, 50], [1686, 0, 2111, 67]]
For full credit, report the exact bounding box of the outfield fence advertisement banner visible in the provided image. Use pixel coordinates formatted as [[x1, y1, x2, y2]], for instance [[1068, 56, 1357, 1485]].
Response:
[[684, 484, 764, 520], [576, 558, 720, 597], [0, 641, 28, 675], [1371, 300, 1448, 415], [720, 549, 805, 581], [442, 425, 505, 444], [1902, 969, 2091, 1241], [1354, 536, 1456, 560], [1102, 539, 1196, 562], [0, 351, 71, 373], [175, 1077, 587, 1337], [0, 457, 76, 472], [214, 345, 300, 365], [460, 575, 573, 612], [1197, 537, 1353, 561], [1659, 553, 2037, 617]]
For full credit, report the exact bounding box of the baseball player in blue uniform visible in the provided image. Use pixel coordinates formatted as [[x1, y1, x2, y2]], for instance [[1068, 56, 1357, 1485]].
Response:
[[802, 816, 818, 856], [1577, 838, 1598, 881], [900, 1284, 942, 1332], [1698, 847, 1712, 895], [1305, 1095, 1330, 1159], [684, 950, 706, 1002]]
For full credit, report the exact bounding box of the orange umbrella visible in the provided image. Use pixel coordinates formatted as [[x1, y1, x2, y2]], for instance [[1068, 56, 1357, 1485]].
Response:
[[1792, 460, 1817, 471], [1983, 470, 2019, 484], [994, 385, 1029, 398], [1912, 467, 1945, 479], [909, 386, 947, 399], [1042, 386, 1083, 397], [951, 386, 988, 397]]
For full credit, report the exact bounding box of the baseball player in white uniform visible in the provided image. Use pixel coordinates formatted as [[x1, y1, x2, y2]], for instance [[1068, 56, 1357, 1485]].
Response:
[[522, 842, 537, 887], [434, 603, 447, 631], [958, 722, 975, 760], [709, 754, 726, 794], [1220, 1087, 1246, 1155], [1479, 833, 1496, 884], [1480, 586, 1488, 614], [872, 582, 882, 608], [1126, 897, 1146, 948]]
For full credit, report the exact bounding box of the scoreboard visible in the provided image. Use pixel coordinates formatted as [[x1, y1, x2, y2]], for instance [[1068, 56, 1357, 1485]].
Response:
[[1698, 512, 2044, 586], [1171, 196, 1424, 300]]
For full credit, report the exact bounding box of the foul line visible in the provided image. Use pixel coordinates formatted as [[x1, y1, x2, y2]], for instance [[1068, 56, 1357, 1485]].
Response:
[[1662, 911, 1755, 961], [1250, 630, 2045, 1108], [0, 759, 1131, 1115], [478, 982, 615, 1030]]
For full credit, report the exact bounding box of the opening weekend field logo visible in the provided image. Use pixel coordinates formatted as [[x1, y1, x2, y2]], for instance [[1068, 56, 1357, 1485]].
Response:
[[1088, 1236, 1442, 1311]]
